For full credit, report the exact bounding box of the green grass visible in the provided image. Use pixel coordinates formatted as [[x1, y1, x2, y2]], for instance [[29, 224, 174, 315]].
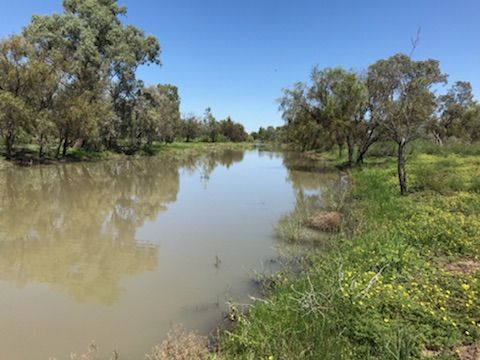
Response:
[[143, 141, 252, 155], [218, 153, 480, 359], [0, 141, 253, 165]]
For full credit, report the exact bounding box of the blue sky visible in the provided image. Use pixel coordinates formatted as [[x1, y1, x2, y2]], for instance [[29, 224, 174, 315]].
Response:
[[0, 1, 479, 132]]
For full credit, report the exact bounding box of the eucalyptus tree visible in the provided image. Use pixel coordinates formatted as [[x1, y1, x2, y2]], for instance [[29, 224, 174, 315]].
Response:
[[27, 61, 60, 158], [367, 53, 446, 194], [322, 69, 368, 165], [460, 103, 480, 142], [307, 68, 344, 153], [123, 83, 182, 147], [203, 108, 219, 142], [23, 0, 161, 153], [280, 68, 370, 162], [429, 81, 474, 144], [279, 82, 321, 151], [180, 114, 202, 142], [0, 36, 35, 159], [219, 117, 247, 142], [355, 83, 385, 165], [144, 84, 181, 144]]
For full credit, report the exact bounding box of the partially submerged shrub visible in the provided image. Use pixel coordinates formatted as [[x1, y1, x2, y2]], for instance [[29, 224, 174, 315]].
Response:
[[275, 212, 307, 242], [146, 326, 210, 360]]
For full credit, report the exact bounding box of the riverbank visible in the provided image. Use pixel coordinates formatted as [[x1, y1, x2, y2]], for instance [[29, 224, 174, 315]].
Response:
[[0, 142, 254, 167], [217, 152, 480, 359]]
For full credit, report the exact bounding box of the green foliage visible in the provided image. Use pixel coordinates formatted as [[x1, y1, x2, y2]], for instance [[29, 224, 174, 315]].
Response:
[[428, 81, 477, 144], [410, 138, 480, 157], [0, 2, 250, 160], [218, 117, 248, 142], [279, 68, 369, 161], [278, 53, 479, 195], [180, 108, 248, 144]]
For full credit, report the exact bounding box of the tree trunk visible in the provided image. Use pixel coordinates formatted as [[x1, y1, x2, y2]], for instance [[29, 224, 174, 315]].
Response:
[[347, 136, 354, 166], [356, 142, 372, 166], [397, 140, 407, 195], [146, 135, 153, 148], [38, 134, 44, 159], [56, 138, 63, 158], [5, 132, 14, 160], [356, 146, 366, 166], [433, 132, 443, 146], [62, 133, 69, 157]]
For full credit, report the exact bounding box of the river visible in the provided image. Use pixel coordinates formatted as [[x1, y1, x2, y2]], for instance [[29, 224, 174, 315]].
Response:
[[0, 148, 337, 359]]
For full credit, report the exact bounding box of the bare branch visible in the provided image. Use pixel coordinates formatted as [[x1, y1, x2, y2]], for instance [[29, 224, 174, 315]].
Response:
[[409, 26, 422, 58]]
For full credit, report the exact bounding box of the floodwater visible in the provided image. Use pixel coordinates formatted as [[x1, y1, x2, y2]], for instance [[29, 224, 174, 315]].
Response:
[[0, 149, 338, 359]]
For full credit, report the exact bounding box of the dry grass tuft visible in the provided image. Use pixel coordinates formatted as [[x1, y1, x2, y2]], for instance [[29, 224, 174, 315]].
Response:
[[421, 348, 441, 358], [146, 326, 210, 360], [445, 260, 480, 274], [456, 344, 480, 360], [308, 211, 343, 232]]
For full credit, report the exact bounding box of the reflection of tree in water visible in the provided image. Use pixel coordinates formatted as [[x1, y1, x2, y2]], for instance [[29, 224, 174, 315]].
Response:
[[180, 149, 244, 185], [274, 152, 345, 246], [282, 152, 344, 209], [0, 150, 245, 305], [283, 152, 339, 191]]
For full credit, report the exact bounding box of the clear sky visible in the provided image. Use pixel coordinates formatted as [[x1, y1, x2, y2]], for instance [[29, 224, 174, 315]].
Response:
[[0, 0, 479, 132]]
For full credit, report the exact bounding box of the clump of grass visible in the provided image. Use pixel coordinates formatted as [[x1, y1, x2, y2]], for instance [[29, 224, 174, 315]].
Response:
[[275, 191, 319, 243], [275, 212, 309, 242], [146, 326, 210, 360]]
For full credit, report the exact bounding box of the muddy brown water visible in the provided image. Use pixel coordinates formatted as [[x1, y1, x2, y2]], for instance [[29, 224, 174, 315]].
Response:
[[0, 149, 337, 359]]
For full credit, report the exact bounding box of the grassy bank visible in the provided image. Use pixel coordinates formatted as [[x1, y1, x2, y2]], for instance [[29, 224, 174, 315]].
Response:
[[218, 153, 480, 359], [0, 141, 253, 166]]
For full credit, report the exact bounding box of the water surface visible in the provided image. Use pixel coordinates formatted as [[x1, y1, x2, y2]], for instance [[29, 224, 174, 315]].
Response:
[[0, 149, 336, 359]]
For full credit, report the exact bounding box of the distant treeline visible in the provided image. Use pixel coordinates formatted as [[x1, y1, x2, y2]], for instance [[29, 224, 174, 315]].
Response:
[[263, 54, 479, 194], [0, 0, 248, 160]]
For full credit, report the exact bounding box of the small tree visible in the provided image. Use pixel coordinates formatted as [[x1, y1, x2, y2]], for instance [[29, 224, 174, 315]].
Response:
[[219, 117, 247, 142], [429, 81, 474, 144], [367, 53, 446, 194], [279, 82, 322, 151], [203, 107, 219, 142], [181, 114, 202, 142]]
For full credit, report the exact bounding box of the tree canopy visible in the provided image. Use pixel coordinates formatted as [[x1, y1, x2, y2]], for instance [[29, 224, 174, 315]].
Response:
[[279, 53, 477, 194], [0, 0, 247, 161]]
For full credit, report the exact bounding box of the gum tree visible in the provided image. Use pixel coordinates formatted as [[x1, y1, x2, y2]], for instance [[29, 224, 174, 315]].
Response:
[[0, 36, 34, 159], [430, 81, 474, 144], [23, 0, 161, 153], [367, 53, 446, 195], [280, 68, 370, 163]]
